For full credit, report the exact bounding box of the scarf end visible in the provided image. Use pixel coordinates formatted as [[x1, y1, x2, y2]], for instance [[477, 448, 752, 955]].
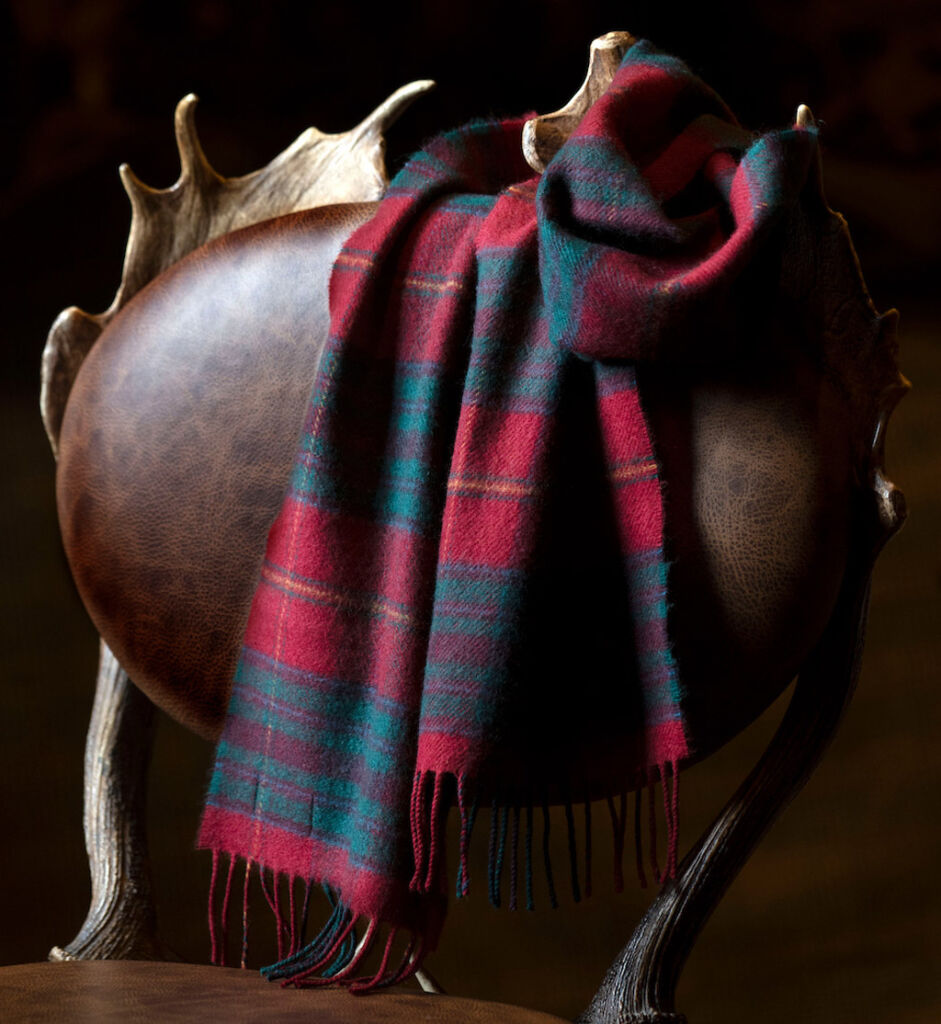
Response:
[[205, 856, 428, 991], [202, 761, 681, 990], [409, 761, 682, 913]]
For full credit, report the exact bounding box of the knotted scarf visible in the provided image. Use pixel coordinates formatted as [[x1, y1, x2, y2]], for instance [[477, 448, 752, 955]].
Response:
[[199, 39, 819, 988]]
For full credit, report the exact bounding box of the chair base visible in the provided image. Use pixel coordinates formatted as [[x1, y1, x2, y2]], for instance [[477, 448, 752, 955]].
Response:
[[0, 961, 569, 1023]]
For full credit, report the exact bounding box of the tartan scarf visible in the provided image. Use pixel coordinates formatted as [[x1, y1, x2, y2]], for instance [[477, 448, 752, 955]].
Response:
[[199, 40, 819, 989]]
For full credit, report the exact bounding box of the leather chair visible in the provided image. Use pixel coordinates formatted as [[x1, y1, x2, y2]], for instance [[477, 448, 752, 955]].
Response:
[[0, 32, 907, 1024]]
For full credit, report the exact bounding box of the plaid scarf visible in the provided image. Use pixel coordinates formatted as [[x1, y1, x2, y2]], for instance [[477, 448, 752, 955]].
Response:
[[199, 40, 818, 989]]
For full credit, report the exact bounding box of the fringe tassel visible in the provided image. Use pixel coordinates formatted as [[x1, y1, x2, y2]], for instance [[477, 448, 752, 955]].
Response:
[[392, 934, 424, 988], [509, 804, 521, 911], [648, 771, 662, 884], [497, 804, 509, 904], [660, 766, 672, 885], [409, 768, 450, 897], [671, 762, 680, 878], [206, 764, 683, 988], [634, 786, 648, 889], [221, 853, 236, 965], [644, 761, 682, 885], [259, 868, 285, 961], [293, 919, 378, 988], [208, 849, 220, 966], [409, 769, 428, 891], [385, 933, 423, 990], [286, 916, 358, 986], [352, 932, 424, 995], [524, 801, 535, 911], [542, 798, 559, 909], [404, 766, 680, 912], [487, 797, 509, 908], [241, 858, 252, 969], [424, 772, 446, 893], [564, 798, 581, 904], [288, 876, 297, 956], [207, 851, 236, 966], [489, 790, 503, 905], [299, 879, 312, 950], [456, 775, 478, 899], [607, 790, 627, 893], [662, 761, 680, 880], [350, 928, 397, 994], [257, 879, 426, 990], [261, 886, 350, 981], [583, 795, 593, 900]]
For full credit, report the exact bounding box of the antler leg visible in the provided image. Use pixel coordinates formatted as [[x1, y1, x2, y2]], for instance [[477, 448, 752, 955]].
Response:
[[49, 639, 164, 961], [577, 524, 883, 1024]]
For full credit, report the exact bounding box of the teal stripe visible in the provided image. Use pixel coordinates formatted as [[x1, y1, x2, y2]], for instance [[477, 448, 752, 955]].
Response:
[[421, 691, 501, 723], [434, 574, 519, 606], [236, 664, 407, 732], [425, 660, 504, 689], [228, 698, 401, 773], [430, 614, 500, 637], [211, 747, 391, 826]]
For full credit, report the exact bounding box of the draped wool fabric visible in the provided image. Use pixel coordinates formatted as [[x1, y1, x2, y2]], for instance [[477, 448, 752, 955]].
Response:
[[199, 40, 819, 988]]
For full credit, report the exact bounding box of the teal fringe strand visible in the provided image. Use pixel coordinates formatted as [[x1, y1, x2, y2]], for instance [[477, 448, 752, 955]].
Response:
[[260, 886, 353, 981]]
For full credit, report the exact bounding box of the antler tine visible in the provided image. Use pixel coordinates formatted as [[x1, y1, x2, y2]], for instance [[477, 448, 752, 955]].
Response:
[[117, 161, 155, 206], [40, 307, 106, 454], [40, 81, 432, 454], [523, 30, 636, 173], [174, 93, 224, 187], [357, 79, 437, 139], [795, 103, 815, 129], [227, 78, 437, 225]]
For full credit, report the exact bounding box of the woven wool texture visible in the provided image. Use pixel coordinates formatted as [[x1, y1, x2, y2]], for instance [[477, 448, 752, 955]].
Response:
[[199, 40, 819, 988]]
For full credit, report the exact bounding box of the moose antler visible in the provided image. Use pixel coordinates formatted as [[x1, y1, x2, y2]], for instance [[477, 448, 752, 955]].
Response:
[[522, 30, 635, 173], [40, 79, 434, 453]]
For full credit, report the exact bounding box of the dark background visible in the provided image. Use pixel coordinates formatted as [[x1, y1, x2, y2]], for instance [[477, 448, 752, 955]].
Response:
[[1, 1, 939, 1021]]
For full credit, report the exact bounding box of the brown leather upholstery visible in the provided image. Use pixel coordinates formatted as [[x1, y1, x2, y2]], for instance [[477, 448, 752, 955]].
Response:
[[0, 962, 568, 1023], [56, 204, 853, 757], [640, 349, 853, 757], [57, 204, 374, 737]]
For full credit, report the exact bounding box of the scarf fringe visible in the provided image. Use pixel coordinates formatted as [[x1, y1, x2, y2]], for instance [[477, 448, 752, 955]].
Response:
[[207, 763, 679, 986], [408, 764, 680, 909], [207, 863, 423, 991]]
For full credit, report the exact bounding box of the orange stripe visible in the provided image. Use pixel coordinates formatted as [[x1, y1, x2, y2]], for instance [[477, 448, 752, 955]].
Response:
[[611, 460, 658, 483], [335, 253, 373, 269], [401, 275, 463, 293], [447, 477, 538, 498], [261, 565, 414, 627]]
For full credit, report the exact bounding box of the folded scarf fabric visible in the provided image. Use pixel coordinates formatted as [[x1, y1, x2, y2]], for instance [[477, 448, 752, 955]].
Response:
[[199, 39, 819, 988]]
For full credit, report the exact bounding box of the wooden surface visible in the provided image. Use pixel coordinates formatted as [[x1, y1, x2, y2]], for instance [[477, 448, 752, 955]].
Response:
[[0, 961, 567, 1023]]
